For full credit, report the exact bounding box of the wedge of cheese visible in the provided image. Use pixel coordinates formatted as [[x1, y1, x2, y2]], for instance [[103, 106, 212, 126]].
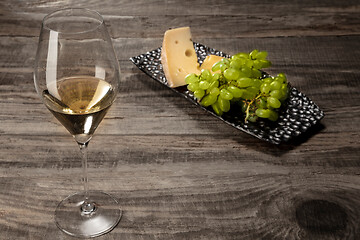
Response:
[[200, 55, 224, 73], [161, 27, 200, 88]]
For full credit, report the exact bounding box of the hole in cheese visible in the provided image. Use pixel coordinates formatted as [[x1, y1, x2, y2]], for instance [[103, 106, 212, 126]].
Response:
[[175, 40, 179, 44], [185, 49, 192, 57]]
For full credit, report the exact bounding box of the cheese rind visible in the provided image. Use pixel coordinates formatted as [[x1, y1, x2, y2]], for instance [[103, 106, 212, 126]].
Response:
[[200, 55, 224, 73], [161, 27, 200, 88]]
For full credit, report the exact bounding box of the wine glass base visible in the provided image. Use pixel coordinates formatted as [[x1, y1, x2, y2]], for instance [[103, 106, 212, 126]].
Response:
[[55, 191, 122, 238]]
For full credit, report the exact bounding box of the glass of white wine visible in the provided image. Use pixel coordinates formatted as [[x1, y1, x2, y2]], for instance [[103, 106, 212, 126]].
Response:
[[34, 8, 121, 238]]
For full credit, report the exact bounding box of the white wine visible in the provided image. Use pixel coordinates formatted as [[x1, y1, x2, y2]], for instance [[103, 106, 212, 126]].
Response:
[[43, 76, 116, 144]]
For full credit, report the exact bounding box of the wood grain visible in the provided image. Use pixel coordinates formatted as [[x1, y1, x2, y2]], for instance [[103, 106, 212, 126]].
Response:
[[1, 0, 360, 38], [0, 0, 359, 239]]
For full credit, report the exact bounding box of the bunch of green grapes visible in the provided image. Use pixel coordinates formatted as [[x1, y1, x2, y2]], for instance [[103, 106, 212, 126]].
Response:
[[185, 50, 289, 122]]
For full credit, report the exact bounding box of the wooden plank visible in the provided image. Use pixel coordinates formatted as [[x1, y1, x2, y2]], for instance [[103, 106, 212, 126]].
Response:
[[1, 160, 360, 239], [1, 14, 358, 38], [0, 133, 359, 172], [2, 0, 360, 18], [0, 0, 360, 38]]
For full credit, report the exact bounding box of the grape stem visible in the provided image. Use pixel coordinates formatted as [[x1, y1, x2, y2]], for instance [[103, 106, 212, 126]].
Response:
[[244, 93, 262, 123]]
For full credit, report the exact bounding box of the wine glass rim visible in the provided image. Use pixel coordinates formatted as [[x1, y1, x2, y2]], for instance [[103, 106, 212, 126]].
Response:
[[42, 8, 104, 34]]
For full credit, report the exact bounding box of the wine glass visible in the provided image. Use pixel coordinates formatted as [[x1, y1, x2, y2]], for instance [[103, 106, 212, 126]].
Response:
[[34, 8, 122, 238]]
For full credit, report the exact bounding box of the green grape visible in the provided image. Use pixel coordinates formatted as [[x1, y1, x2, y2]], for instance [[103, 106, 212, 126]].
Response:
[[201, 94, 218, 107], [247, 114, 258, 122], [199, 81, 210, 90], [230, 55, 239, 61], [185, 73, 199, 84], [221, 58, 230, 65], [212, 61, 221, 72], [259, 59, 271, 68], [270, 80, 282, 90], [251, 68, 262, 78], [237, 77, 253, 88], [219, 59, 230, 72], [220, 88, 233, 100], [224, 68, 240, 81], [249, 49, 259, 59], [260, 83, 271, 94], [211, 101, 223, 116], [230, 58, 244, 69], [209, 87, 220, 96], [255, 51, 268, 60], [276, 73, 287, 83], [268, 110, 278, 121], [253, 59, 262, 69], [263, 77, 273, 83], [241, 89, 256, 100], [208, 80, 219, 90], [245, 59, 254, 68], [255, 108, 270, 118], [220, 63, 228, 72], [227, 85, 243, 98], [270, 89, 283, 99], [267, 97, 281, 108], [277, 73, 286, 78], [233, 52, 249, 59], [239, 66, 252, 77], [280, 93, 288, 102], [211, 73, 221, 82], [255, 97, 267, 108], [194, 89, 205, 99], [201, 69, 212, 81], [187, 82, 199, 92], [246, 86, 260, 95], [218, 96, 230, 112], [279, 84, 288, 100]]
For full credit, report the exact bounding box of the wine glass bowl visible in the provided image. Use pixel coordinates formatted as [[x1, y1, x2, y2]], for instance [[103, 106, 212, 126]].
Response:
[[34, 8, 121, 238]]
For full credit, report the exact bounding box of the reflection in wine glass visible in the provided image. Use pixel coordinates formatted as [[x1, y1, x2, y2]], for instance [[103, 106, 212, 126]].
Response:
[[34, 8, 122, 238]]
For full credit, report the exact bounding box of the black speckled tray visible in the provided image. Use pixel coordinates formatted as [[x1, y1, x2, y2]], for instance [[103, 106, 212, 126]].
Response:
[[130, 43, 324, 144]]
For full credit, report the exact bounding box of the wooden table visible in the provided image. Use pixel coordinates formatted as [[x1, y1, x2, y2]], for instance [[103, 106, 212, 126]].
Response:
[[1, 0, 359, 239]]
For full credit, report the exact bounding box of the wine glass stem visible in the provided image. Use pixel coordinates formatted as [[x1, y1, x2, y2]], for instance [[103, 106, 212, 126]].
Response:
[[78, 142, 97, 215], [79, 143, 89, 200]]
